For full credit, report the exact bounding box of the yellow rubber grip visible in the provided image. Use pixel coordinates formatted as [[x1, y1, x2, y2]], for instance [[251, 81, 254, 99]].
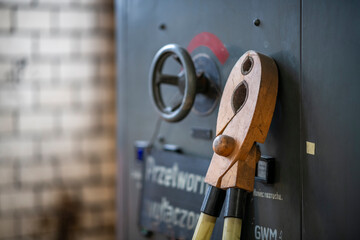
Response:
[[192, 213, 217, 240], [222, 217, 242, 240]]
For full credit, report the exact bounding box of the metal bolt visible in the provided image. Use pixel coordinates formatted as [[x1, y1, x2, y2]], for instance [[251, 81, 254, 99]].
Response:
[[158, 136, 165, 144], [253, 18, 260, 26], [159, 23, 166, 30]]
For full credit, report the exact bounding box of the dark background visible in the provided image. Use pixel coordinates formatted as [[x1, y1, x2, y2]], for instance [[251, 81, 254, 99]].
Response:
[[115, 0, 360, 239]]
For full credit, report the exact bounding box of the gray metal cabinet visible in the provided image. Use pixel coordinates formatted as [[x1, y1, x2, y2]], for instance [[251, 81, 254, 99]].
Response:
[[115, 0, 360, 239]]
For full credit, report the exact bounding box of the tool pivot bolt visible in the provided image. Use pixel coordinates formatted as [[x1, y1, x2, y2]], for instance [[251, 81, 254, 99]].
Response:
[[213, 135, 235, 157]]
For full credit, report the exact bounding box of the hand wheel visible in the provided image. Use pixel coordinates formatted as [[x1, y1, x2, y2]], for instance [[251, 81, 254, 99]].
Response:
[[149, 44, 197, 122]]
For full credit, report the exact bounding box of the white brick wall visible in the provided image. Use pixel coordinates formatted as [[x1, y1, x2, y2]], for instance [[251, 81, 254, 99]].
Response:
[[0, 218, 15, 238], [22, 61, 53, 82], [0, 35, 32, 57], [100, 159, 116, 179], [1, 0, 32, 4], [81, 135, 115, 155], [20, 163, 55, 184], [0, 113, 14, 133], [39, 85, 74, 107], [80, 211, 101, 229], [79, 85, 114, 106], [0, 9, 12, 31], [37, 0, 74, 4], [0, 190, 35, 211], [99, 60, 116, 79], [101, 110, 116, 129], [98, 9, 114, 30], [0, 164, 14, 186], [16, 9, 52, 30], [0, 1, 116, 239], [18, 111, 56, 133], [0, 87, 34, 109], [39, 35, 75, 56], [40, 136, 77, 156], [0, 138, 35, 158], [80, 0, 113, 6], [60, 110, 98, 131], [82, 185, 114, 205], [59, 10, 97, 30], [102, 207, 116, 226], [19, 216, 51, 236], [59, 159, 92, 182], [0, 62, 13, 83], [80, 35, 114, 56], [59, 60, 96, 80]]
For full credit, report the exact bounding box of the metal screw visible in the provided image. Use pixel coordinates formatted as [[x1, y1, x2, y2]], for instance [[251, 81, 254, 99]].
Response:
[[253, 18, 260, 26], [159, 23, 166, 30]]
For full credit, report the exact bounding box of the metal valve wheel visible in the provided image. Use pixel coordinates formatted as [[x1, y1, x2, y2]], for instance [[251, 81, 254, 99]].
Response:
[[149, 44, 197, 122]]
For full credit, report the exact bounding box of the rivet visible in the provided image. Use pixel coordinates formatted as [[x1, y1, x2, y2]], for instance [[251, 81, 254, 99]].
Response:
[[159, 23, 166, 30], [253, 18, 260, 27], [213, 135, 235, 157]]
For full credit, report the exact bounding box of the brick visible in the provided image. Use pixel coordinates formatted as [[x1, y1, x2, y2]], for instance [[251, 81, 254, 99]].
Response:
[[39, 35, 74, 56], [98, 9, 114, 30], [22, 61, 53, 82], [80, 35, 114, 56], [0, 189, 35, 211], [19, 215, 53, 236], [80, 211, 101, 229], [41, 136, 76, 156], [0, 164, 14, 186], [100, 159, 115, 180], [79, 85, 115, 106], [0, 139, 34, 158], [16, 9, 52, 30], [79, 232, 115, 240], [59, 159, 92, 182], [0, 35, 32, 57], [0, 86, 34, 109], [19, 111, 55, 133], [38, 0, 73, 4], [40, 188, 62, 207], [80, 0, 113, 5], [41, 189, 80, 209], [0, 217, 15, 238], [0, 9, 12, 31], [102, 206, 116, 226], [1, 0, 32, 4], [101, 110, 116, 129], [82, 185, 114, 204], [59, 60, 96, 81], [61, 110, 98, 132], [20, 163, 54, 184], [81, 135, 115, 155], [99, 60, 116, 79], [59, 10, 97, 30], [0, 62, 14, 83], [39, 85, 73, 107], [0, 113, 14, 133]]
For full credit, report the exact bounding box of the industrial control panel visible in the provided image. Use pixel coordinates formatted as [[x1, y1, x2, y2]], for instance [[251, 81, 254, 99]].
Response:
[[115, 0, 360, 239]]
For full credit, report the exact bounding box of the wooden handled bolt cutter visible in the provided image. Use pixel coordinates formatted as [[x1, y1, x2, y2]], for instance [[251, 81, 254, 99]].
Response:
[[192, 50, 278, 240]]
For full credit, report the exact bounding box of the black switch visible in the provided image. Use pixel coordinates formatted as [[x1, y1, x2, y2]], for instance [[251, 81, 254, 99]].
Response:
[[255, 157, 275, 184]]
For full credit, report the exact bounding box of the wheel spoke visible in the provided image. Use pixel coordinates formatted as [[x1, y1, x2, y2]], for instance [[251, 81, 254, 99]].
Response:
[[157, 74, 179, 86]]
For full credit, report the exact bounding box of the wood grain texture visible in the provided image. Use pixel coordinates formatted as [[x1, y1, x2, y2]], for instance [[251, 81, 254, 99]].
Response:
[[204, 51, 278, 191]]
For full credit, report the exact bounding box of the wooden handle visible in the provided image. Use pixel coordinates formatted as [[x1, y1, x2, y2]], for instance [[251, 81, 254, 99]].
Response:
[[222, 217, 242, 240], [205, 51, 278, 191], [192, 213, 217, 240]]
